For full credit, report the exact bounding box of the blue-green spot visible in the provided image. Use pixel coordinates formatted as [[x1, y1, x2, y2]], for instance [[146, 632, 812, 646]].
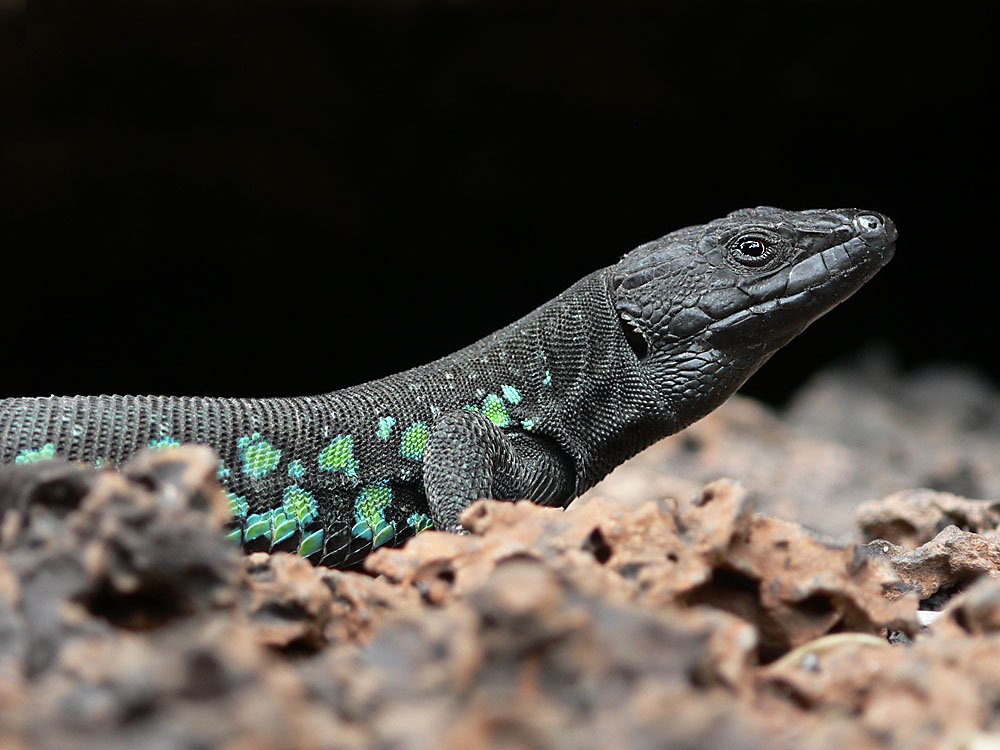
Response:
[[15, 444, 57, 464], [238, 433, 282, 479], [298, 529, 324, 557], [352, 519, 372, 540], [218, 459, 231, 480], [372, 519, 396, 548], [501, 384, 522, 405], [354, 481, 393, 538], [225, 527, 243, 545], [377, 416, 396, 441], [521, 419, 535, 431], [244, 512, 272, 543], [288, 459, 305, 479], [319, 435, 358, 476], [399, 421, 430, 460], [227, 492, 249, 518], [147, 436, 181, 451], [543, 370, 552, 386], [271, 512, 297, 546], [407, 513, 434, 533], [282, 484, 317, 527], [481, 393, 509, 427]]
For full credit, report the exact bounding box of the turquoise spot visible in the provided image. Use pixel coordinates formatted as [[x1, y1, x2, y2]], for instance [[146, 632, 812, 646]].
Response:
[[481, 393, 509, 427], [377, 416, 396, 441], [501, 384, 522, 405], [298, 529, 324, 557], [94, 457, 106, 469], [319, 435, 358, 476], [225, 527, 243, 545], [15, 443, 57, 464], [407, 513, 434, 533], [352, 519, 372, 540], [244, 512, 272, 543], [282, 484, 317, 527], [237, 433, 282, 479], [399, 421, 430, 460], [372, 519, 396, 548], [271, 512, 297, 546], [217, 459, 231, 480], [227, 492, 249, 518], [543, 370, 552, 386], [354, 482, 393, 538], [521, 419, 535, 431], [147, 436, 181, 451], [288, 460, 305, 479]]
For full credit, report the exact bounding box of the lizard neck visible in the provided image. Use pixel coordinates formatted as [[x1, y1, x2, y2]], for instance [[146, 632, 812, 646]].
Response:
[[508, 269, 678, 495]]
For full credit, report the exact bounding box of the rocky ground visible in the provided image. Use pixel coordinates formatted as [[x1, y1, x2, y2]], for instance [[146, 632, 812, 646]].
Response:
[[3, 355, 1000, 749]]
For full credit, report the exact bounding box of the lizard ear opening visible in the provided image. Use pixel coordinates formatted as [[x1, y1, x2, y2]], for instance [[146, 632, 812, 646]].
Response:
[[618, 312, 649, 361]]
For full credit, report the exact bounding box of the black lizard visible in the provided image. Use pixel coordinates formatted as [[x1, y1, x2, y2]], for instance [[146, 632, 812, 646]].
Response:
[[0, 207, 896, 567]]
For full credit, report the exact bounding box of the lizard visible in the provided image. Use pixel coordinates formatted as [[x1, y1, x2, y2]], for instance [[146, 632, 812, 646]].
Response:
[[0, 207, 896, 568]]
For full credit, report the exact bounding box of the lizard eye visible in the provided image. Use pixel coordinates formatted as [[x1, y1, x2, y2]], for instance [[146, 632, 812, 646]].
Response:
[[738, 239, 766, 257], [726, 233, 782, 269]]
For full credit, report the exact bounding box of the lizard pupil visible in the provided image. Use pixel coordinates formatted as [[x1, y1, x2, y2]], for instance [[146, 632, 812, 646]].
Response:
[[739, 239, 765, 257]]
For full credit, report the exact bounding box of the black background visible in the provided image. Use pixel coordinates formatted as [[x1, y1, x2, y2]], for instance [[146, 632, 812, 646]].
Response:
[[1, 1, 993, 404]]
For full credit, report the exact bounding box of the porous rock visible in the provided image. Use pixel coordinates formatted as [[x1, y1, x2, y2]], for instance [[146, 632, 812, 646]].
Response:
[[856, 488, 1000, 547], [3, 389, 1000, 750], [369, 479, 919, 653], [866, 525, 1000, 606]]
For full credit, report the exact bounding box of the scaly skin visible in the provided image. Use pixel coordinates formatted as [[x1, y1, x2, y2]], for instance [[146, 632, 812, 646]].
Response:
[[0, 207, 896, 567]]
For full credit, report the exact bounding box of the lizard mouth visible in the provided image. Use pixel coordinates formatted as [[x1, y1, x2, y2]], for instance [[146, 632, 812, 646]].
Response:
[[707, 232, 895, 351]]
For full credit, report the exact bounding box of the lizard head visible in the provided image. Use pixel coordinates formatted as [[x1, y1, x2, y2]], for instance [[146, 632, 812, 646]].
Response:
[[610, 206, 896, 428]]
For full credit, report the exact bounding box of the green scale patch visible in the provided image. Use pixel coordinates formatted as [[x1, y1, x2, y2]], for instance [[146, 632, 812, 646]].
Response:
[[228, 492, 249, 518], [237, 433, 282, 479], [377, 416, 395, 441], [288, 459, 305, 479], [399, 421, 429, 460], [318, 435, 359, 476], [282, 484, 318, 527], [407, 513, 434, 533], [501, 384, 522, 404], [147, 436, 181, 451], [15, 443, 56, 464], [235, 483, 323, 558], [352, 481, 396, 547], [481, 393, 510, 427]]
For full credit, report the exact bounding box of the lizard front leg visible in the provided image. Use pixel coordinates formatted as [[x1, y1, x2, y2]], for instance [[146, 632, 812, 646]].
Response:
[[422, 409, 575, 533]]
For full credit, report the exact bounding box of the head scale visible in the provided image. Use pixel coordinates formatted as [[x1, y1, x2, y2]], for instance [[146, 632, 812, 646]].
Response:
[[610, 206, 896, 428]]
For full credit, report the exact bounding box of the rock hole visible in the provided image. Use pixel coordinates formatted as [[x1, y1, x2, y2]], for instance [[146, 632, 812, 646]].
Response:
[[797, 594, 835, 618], [436, 567, 456, 584], [618, 563, 644, 579], [582, 527, 612, 565], [695, 487, 715, 506], [83, 580, 191, 631], [952, 605, 971, 634]]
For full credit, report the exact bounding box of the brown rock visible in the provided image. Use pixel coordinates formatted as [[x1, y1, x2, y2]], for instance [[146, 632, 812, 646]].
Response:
[[930, 577, 1000, 638], [676, 513, 917, 654], [866, 525, 1000, 606], [243, 552, 334, 651], [369, 479, 917, 658], [856, 488, 1000, 547]]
